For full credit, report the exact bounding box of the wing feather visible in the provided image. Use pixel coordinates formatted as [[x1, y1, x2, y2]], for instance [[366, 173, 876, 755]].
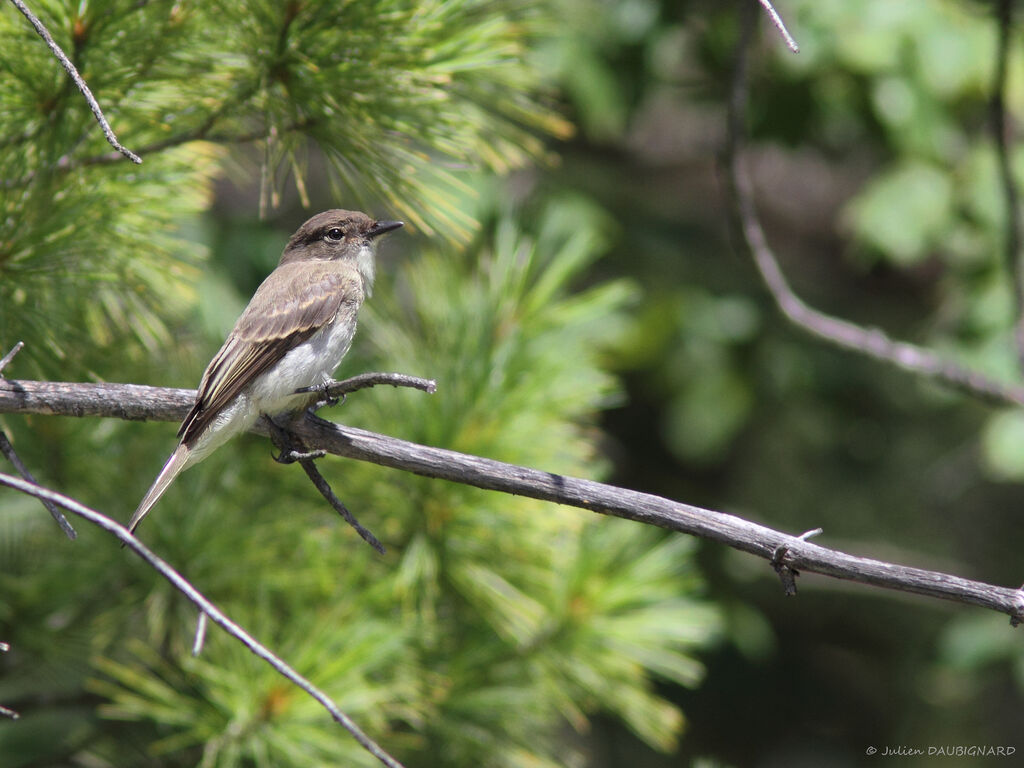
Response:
[[178, 261, 360, 445]]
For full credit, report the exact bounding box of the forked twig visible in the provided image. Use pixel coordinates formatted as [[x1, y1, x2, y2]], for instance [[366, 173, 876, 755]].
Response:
[[771, 527, 823, 595], [270, 371, 437, 554], [0, 344, 76, 537]]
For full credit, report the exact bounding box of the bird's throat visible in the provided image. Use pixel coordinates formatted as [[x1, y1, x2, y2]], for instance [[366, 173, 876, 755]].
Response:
[[356, 243, 376, 297]]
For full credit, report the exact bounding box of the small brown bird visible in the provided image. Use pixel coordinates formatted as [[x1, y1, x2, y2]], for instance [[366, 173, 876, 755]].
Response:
[[129, 210, 403, 534]]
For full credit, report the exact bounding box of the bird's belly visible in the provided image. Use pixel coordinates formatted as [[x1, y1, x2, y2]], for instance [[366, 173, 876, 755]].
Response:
[[247, 316, 357, 415]]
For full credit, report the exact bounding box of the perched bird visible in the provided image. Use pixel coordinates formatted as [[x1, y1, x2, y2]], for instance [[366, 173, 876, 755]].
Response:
[[128, 209, 403, 534]]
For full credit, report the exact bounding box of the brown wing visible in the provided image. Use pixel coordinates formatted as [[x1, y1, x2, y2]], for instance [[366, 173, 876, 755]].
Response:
[[178, 261, 360, 445]]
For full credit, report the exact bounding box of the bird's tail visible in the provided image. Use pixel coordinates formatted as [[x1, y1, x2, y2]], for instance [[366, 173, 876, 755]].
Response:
[[128, 443, 192, 534]]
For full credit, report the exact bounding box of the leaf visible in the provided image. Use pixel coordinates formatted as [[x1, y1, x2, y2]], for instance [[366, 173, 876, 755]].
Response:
[[845, 161, 954, 264]]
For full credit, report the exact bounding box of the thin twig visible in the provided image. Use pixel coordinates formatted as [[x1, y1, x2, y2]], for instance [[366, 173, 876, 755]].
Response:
[[297, 372, 438, 401], [771, 527, 823, 596], [8, 0, 141, 164], [0, 430, 76, 539], [192, 611, 208, 657], [3, 378, 1022, 621], [0, 472, 406, 768], [757, 0, 800, 53], [992, 0, 1024, 373], [0, 342, 24, 375], [0, 642, 16, 720], [722, 2, 1024, 409], [299, 453, 386, 554], [265, 416, 386, 554]]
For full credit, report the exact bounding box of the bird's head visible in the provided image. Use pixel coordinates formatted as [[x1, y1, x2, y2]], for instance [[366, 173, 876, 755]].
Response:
[[279, 209, 404, 293]]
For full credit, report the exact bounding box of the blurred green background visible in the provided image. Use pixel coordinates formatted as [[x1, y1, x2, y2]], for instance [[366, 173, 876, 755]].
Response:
[[2, 0, 1024, 766]]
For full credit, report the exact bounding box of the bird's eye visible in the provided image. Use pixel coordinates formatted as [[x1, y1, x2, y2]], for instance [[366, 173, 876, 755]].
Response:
[[325, 227, 345, 242]]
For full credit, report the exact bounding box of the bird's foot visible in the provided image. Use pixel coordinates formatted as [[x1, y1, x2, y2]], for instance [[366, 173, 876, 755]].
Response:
[[274, 447, 326, 464], [266, 416, 324, 463]]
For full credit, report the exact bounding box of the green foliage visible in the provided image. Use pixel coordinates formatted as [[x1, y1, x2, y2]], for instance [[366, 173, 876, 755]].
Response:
[[0, 140, 218, 375], [0, 0, 569, 373], [0, 183, 719, 765], [845, 161, 955, 265], [11, 0, 1024, 765], [779, 0, 1019, 275], [980, 408, 1024, 480], [345, 197, 720, 762], [0, 0, 721, 763], [515, 2, 1024, 758]]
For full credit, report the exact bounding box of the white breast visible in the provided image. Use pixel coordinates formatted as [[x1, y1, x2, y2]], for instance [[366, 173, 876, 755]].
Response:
[[184, 316, 358, 465], [248, 314, 358, 414]]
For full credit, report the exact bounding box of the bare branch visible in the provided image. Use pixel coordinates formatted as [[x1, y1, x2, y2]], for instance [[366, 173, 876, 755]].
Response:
[[284, 411, 1024, 622], [991, 0, 1024, 373], [8, 0, 141, 164], [757, 0, 800, 53], [0, 430, 76, 539], [723, 2, 1024, 409], [0, 472, 406, 768], [3, 377, 1024, 623], [0, 378, 196, 421]]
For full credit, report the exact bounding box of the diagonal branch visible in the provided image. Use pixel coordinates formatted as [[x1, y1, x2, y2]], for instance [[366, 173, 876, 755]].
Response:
[[2, 377, 1023, 623], [8, 0, 141, 164], [0, 471, 406, 768], [991, 0, 1024, 373], [722, 1, 1024, 409]]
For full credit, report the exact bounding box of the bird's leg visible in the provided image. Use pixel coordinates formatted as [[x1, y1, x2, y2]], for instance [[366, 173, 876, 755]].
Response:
[[266, 415, 326, 463], [318, 380, 344, 408]]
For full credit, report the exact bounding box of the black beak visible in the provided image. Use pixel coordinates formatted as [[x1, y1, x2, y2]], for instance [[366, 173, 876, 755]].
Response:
[[369, 220, 404, 238]]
